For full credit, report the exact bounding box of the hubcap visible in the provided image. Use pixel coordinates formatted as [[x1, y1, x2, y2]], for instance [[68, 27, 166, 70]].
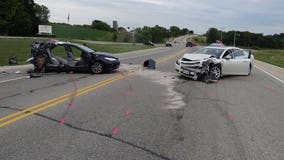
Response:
[[92, 63, 103, 73], [211, 66, 221, 79]]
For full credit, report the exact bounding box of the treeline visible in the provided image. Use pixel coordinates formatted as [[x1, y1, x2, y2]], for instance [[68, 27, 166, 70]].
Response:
[[89, 19, 193, 43], [206, 28, 284, 49], [0, 0, 50, 36], [62, 19, 194, 43], [135, 25, 193, 43]]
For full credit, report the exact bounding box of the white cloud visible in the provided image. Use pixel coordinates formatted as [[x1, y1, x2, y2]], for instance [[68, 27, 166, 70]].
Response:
[[35, 0, 284, 34]]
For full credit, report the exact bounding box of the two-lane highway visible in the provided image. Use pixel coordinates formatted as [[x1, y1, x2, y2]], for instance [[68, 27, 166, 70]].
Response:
[[1, 35, 284, 160]]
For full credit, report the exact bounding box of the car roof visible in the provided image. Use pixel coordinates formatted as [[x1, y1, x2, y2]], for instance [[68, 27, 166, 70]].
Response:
[[50, 41, 95, 53]]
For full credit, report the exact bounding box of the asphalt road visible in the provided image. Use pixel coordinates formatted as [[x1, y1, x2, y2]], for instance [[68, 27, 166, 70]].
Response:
[[0, 36, 283, 160]]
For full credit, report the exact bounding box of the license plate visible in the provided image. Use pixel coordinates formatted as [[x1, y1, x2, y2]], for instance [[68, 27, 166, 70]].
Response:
[[182, 70, 190, 75]]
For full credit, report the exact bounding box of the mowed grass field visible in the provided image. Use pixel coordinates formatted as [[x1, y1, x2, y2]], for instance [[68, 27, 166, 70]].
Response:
[[0, 38, 154, 66], [187, 35, 208, 46], [52, 24, 128, 42], [253, 49, 284, 68]]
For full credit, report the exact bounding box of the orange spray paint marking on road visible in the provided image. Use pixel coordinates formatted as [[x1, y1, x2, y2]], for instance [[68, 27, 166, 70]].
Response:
[[60, 119, 65, 125], [58, 73, 78, 125], [268, 87, 278, 93], [112, 128, 119, 135], [125, 111, 131, 116], [227, 114, 233, 121], [206, 92, 212, 97], [68, 102, 74, 107]]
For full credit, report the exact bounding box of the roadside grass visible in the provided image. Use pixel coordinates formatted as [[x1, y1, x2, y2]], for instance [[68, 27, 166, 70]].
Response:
[[253, 49, 284, 68], [52, 23, 129, 42], [0, 38, 154, 66], [187, 35, 208, 46], [52, 23, 113, 41]]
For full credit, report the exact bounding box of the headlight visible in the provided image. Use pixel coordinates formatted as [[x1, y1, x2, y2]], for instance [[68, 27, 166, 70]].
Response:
[[104, 57, 117, 61], [175, 59, 180, 65]]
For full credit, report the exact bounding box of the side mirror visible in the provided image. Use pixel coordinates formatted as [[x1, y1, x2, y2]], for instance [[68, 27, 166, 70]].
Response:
[[224, 55, 232, 59]]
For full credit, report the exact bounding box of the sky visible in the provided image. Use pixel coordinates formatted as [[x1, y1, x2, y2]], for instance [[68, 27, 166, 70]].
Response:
[[34, 0, 284, 35]]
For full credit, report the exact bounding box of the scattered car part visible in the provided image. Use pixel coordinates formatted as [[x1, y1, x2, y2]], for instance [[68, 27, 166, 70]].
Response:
[[143, 59, 156, 69], [8, 58, 17, 65]]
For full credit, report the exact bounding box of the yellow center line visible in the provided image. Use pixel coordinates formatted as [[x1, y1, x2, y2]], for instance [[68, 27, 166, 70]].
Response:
[[0, 73, 125, 122], [0, 48, 188, 127]]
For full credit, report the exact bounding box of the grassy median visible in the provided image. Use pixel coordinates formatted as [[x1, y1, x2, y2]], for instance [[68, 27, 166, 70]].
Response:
[[253, 49, 284, 68], [0, 38, 154, 66]]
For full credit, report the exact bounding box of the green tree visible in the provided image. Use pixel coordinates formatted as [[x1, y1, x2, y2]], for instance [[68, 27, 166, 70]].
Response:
[[140, 26, 152, 42], [150, 25, 169, 43], [206, 28, 219, 43], [34, 4, 50, 24], [170, 26, 180, 37], [180, 28, 189, 35], [0, 0, 19, 35], [8, 0, 39, 36], [91, 20, 111, 31]]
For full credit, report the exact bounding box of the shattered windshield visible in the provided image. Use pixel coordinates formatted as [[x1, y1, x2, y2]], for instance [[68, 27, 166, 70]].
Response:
[[194, 48, 224, 58]]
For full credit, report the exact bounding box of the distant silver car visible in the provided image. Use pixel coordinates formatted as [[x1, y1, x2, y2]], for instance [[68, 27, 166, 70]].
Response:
[[175, 46, 254, 80]]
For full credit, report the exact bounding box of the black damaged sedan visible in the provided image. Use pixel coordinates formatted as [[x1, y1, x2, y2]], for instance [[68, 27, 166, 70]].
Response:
[[27, 41, 120, 74]]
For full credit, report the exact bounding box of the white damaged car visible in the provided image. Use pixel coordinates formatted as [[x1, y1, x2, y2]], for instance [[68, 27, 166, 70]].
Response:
[[175, 46, 254, 80]]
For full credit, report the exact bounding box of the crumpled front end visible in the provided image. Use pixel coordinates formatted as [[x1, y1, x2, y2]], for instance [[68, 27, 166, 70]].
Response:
[[175, 56, 220, 81], [175, 57, 203, 80]]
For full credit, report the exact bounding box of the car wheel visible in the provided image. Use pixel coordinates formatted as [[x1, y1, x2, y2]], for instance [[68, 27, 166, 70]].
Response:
[[91, 61, 104, 74], [210, 65, 221, 80]]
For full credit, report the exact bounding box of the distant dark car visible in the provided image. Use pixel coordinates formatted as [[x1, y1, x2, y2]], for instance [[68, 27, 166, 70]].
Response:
[[26, 41, 120, 74], [165, 42, 172, 47], [144, 41, 154, 46], [186, 41, 197, 47]]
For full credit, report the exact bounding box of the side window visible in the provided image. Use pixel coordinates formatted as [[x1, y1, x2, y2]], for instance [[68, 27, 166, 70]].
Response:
[[222, 49, 234, 59], [69, 46, 82, 59], [52, 45, 66, 57], [233, 49, 246, 59]]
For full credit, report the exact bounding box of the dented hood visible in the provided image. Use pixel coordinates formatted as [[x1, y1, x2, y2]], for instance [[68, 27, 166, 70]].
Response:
[[183, 53, 212, 61]]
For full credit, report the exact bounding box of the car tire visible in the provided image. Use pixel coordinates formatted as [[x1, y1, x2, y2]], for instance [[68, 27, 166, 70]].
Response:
[[210, 65, 221, 80], [91, 61, 104, 74]]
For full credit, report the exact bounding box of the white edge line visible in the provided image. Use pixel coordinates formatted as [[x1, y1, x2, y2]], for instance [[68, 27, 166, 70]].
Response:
[[255, 65, 284, 84], [0, 76, 27, 84]]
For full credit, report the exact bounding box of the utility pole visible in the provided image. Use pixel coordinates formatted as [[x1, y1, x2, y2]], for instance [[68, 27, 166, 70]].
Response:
[[132, 28, 136, 44], [233, 31, 240, 46], [233, 31, 236, 46]]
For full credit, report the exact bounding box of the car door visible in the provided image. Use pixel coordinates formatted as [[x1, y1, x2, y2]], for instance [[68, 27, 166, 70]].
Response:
[[221, 49, 236, 75], [232, 49, 251, 74], [221, 49, 250, 75]]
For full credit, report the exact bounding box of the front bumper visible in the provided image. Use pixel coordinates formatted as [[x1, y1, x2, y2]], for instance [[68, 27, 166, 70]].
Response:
[[175, 61, 201, 80], [105, 60, 120, 70]]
